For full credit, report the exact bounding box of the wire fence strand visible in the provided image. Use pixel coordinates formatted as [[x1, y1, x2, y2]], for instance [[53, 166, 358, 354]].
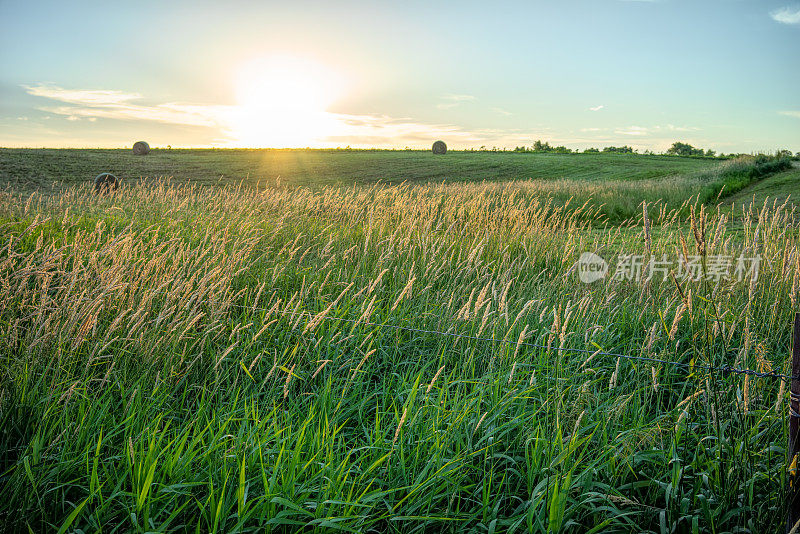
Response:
[[227, 303, 797, 382]]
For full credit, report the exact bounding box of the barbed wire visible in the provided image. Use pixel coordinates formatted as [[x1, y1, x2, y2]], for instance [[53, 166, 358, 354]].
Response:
[[227, 303, 797, 381]]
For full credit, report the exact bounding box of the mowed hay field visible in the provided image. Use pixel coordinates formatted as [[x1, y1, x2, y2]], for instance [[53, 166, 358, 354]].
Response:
[[0, 148, 718, 189], [1, 152, 799, 532], [0, 148, 781, 225]]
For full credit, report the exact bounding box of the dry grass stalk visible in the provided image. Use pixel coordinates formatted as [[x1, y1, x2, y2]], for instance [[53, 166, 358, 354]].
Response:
[[283, 363, 297, 399], [474, 411, 488, 434], [426, 365, 445, 394], [393, 407, 409, 444]]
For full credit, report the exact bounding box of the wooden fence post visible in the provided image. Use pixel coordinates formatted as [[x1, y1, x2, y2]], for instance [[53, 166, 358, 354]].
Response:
[[788, 312, 800, 532]]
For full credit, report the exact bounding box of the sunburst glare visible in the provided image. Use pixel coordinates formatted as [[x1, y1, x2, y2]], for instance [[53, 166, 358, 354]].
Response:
[[228, 55, 345, 147]]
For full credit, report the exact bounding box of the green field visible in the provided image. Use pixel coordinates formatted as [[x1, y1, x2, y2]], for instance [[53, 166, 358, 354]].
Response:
[[4, 148, 788, 225], [0, 148, 719, 189], [1, 151, 799, 532]]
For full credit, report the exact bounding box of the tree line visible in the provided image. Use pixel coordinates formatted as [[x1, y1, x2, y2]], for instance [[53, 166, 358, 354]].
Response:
[[505, 140, 799, 159]]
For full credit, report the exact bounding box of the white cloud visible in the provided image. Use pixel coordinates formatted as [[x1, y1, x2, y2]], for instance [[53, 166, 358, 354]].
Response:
[[579, 124, 701, 137], [589, 105, 604, 112], [443, 94, 476, 102], [325, 115, 482, 146], [664, 124, 701, 132], [323, 116, 556, 149], [490, 107, 513, 116], [26, 84, 226, 127], [437, 94, 476, 110], [26, 85, 141, 106], [615, 126, 649, 136], [20, 83, 716, 150], [771, 6, 800, 24], [780, 110, 800, 118], [24, 83, 540, 148]]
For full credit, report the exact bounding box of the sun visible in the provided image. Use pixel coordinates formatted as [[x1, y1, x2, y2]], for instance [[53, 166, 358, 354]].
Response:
[[228, 55, 345, 147]]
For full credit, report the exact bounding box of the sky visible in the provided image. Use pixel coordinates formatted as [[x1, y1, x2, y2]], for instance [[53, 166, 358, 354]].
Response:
[[1, 0, 799, 152]]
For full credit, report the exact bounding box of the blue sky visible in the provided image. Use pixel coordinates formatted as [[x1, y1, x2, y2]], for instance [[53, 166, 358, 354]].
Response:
[[1, 0, 798, 151]]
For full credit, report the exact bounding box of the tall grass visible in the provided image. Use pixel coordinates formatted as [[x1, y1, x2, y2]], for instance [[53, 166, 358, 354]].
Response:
[[420, 156, 793, 225], [0, 178, 798, 532], [697, 155, 794, 202]]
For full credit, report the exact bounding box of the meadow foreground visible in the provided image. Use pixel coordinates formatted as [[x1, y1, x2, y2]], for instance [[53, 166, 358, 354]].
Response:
[[1, 171, 798, 532]]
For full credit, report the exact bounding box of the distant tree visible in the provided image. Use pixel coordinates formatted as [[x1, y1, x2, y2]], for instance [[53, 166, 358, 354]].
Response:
[[584, 147, 600, 153], [602, 146, 634, 154], [667, 141, 704, 156], [532, 140, 552, 152], [776, 149, 793, 158], [705, 148, 716, 157], [530, 140, 574, 153]]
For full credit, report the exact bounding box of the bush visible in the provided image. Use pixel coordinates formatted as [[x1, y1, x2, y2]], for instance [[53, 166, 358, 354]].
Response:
[[701, 155, 793, 201]]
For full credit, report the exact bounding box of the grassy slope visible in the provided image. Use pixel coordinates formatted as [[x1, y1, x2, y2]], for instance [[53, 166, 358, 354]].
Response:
[[724, 163, 800, 211], [0, 148, 718, 190]]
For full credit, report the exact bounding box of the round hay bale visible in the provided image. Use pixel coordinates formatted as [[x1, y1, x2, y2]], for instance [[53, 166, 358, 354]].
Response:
[[132, 141, 150, 155], [432, 140, 447, 155], [94, 173, 118, 194]]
